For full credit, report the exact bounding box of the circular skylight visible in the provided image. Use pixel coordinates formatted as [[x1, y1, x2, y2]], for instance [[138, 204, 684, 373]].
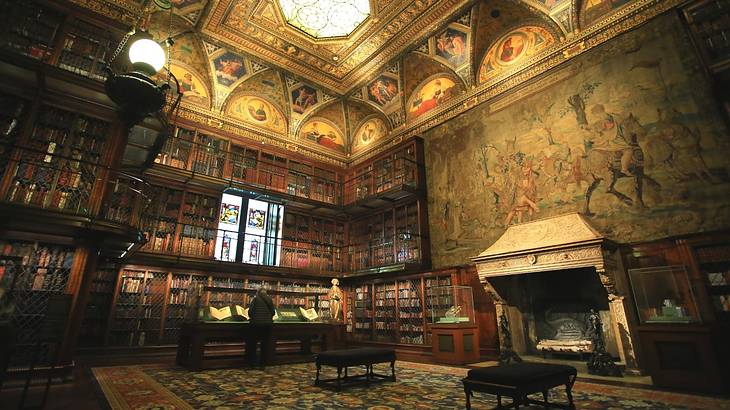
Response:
[[278, 0, 370, 38]]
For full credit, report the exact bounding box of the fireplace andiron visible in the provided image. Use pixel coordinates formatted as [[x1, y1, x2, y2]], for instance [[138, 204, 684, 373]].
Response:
[[586, 309, 622, 377], [498, 311, 522, 365]]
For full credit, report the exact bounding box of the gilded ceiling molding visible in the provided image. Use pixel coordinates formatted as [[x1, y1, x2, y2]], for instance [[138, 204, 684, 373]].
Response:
[[67, 0, 141, 24], [201, 0, 474, 93], [349, 0, 685, 165]]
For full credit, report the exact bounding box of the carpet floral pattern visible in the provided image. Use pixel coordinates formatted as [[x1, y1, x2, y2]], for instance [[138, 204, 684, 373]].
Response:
[[92, 361, 730, 410]]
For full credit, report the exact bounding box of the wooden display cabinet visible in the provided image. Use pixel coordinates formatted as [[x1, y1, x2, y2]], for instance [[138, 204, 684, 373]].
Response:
[[624, 233, 730, 393]]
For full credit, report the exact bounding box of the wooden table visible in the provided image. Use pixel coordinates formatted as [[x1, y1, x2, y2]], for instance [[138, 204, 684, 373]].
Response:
[[176, 321, 340, 371]]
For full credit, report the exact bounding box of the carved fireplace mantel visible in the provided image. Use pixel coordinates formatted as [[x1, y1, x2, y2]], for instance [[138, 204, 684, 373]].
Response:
[[471, 212, 641, 372]]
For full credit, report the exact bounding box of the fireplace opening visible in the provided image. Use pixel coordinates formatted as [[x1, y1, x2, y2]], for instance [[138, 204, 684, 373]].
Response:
[[489, 267, 619, 359]]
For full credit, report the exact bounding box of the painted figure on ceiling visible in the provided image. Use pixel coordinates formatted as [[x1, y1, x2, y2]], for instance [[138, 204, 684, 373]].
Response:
[[248, 103, 267, 122], [436, 29, 467, 66], [500, 36, 525, 63], [292, 86, 317, 114]]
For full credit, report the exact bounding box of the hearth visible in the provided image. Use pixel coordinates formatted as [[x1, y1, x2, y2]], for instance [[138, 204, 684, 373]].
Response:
[[488, 268, 616, 358], [472, 213, 642, 373]]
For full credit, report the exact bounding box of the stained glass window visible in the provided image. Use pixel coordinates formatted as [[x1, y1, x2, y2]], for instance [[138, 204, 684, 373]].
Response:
[[278, 0, 370, 38]]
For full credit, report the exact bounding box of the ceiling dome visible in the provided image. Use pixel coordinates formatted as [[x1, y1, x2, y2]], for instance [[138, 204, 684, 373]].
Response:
[[278, 0, 370, 38]]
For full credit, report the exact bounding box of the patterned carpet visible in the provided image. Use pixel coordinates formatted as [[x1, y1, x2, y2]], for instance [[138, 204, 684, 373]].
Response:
[[92, 361, 730, 410]]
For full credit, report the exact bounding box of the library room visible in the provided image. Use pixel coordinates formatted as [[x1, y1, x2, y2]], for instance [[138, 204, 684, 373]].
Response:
[[1, 0, 729, 408]]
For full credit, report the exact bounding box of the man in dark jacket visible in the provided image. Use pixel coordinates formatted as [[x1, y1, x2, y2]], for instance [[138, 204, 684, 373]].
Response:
[[246, 287, 275, 367]]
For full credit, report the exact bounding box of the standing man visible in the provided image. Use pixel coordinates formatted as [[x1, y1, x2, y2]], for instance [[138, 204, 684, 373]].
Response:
[[247, 287, 275, 368]]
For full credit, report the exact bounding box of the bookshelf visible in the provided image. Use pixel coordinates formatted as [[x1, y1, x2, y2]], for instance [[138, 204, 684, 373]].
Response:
[[344, 139, 421, 205], [0, 0, 63, 61], [695, 244, 730, 321], [348, 200, 424, 271], [6, 104, 109, 213], [178, 192, 218, 258], [163, 272, 208, 344], [228, 144, 258, 185], [352, 284, 373, 341], [107, 269, 167, 347], [141, 187, 183, 254], [374, 282, 397, 342], [397, 279, 425, 344], [349, 271, 455, 346], [154, 126, 344, 206], [0, 240, 75, 367], [78, 266, 118, 347], [0, 93, 28, 178], [191, 132, 228, 178], [56, 17, 112, 81]]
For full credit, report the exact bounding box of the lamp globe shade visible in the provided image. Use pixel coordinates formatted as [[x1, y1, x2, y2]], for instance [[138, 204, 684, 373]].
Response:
[[128, 38, 165, 76]]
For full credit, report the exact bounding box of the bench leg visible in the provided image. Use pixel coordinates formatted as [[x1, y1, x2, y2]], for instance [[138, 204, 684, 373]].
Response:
[[315, 363, 321, 386], [336, 367, 342, 391], [390, 360, 396, 381], [566, 383, 574, 409], [543, 390, 549, 408], [464, 385, 471, 410], [497, 394, 502, 408]]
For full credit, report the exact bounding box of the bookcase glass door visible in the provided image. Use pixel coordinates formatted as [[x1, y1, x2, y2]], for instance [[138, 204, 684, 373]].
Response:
[[0, 0, 63, 61], [0, 240, 75, 368], [109, 270, 167, 347], [79, 266, 118, 347], [353, 284, 373, 341], [6, 104, 109, 214], [374, 282, 397, 342], [0, 93, 29, 178], [695, 244, 730, 322], [397, 278, 425, 344], [164, 273, 208, 344], [425, 275, 452, 344]]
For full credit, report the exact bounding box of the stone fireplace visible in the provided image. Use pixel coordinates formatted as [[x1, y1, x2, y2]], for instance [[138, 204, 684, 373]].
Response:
[[472, 213, 641, 372]]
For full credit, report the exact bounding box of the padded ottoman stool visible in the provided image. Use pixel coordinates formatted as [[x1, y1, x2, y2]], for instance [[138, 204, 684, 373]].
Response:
[[462, 362, 577, 409], [315, 347, 396, 391]]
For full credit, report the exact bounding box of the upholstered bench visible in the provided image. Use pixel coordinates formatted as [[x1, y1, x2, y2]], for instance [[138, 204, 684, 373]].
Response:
[[315, 347, 396, 391], [462, 362, 577, 409]]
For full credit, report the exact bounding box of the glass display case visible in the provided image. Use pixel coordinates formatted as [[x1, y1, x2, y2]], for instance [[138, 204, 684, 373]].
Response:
[[628, 266, 700, 324], [429, 285, 475, 324]]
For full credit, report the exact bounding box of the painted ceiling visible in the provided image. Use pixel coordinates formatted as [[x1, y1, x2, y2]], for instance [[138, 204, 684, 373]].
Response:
[[70, 0, 659, 161]]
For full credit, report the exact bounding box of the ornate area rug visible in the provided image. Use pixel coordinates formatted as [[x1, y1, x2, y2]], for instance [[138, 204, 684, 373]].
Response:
[[92, 361, 730, 409]]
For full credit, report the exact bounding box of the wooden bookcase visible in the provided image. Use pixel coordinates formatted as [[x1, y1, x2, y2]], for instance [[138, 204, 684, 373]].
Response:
[[0, 240, 76, 366], [344, 139, 421, 205], [89, 267, 333, 347], [348, 270, 455, 346], [281, 210, 345, 272], [5, 103, 110, 214], [155, 125, 343, 206], [348, 199, 427, 271], [0, 93, 29, 178], [78, 265, 118, 347]]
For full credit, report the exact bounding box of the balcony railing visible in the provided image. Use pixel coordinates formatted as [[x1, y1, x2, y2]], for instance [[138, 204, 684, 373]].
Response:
[[1, 143, 152, 232], [343, 158, 418, 205], [153, 133, 421, 207], [137, 220, 422, 273]]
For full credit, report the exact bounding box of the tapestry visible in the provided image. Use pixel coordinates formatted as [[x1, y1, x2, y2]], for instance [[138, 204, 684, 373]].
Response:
[[424, 14, 730, 268]]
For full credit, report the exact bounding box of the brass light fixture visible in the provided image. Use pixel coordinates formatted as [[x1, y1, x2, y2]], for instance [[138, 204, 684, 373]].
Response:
[[104, 0, 178, 126]]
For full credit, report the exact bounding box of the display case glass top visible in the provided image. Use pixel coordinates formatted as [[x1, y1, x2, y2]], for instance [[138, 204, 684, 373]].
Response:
[[628, 266, 700, 324], [429, 285, 474, 324]]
